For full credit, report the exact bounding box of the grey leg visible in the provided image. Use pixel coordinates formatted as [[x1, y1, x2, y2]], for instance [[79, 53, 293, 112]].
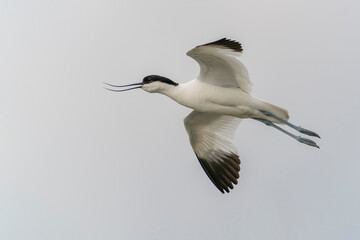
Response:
[[259, 110, 320, 138], [254, 118, 320, 148]]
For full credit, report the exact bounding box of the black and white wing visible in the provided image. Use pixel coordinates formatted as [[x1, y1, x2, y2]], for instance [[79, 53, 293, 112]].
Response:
[[184, 110, 241, 193], [187, 38, 252, 93]]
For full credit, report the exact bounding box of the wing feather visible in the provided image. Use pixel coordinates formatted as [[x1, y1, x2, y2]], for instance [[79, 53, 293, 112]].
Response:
[[184, 110, 241, 193], [187, 38, 252, 93]]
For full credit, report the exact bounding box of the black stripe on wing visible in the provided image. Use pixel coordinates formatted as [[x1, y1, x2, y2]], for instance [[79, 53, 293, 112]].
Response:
[[198, 38, 243, 53], [196, 153, 241, 193]]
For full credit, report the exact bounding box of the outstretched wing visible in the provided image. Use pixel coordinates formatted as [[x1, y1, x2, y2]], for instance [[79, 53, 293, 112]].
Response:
[[187, 38, 252, 93], [184, 110, 241, 193]]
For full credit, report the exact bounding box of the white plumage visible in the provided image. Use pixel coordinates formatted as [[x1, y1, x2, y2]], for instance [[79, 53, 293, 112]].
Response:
[[106, 38, 320, 193], [187, 41, 251, 92], [184, 111, 241, 191]]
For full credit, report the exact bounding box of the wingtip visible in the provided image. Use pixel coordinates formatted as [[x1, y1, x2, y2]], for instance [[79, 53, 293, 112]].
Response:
[[198, 38, 243, 52], [196, 152, 241, 194]]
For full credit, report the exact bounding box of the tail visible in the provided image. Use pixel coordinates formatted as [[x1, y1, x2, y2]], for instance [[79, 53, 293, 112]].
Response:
[[260, 101, 289, 124]]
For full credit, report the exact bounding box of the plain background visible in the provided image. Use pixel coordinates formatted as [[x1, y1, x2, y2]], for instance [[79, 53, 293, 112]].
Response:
[[1, 0, 359, 239]]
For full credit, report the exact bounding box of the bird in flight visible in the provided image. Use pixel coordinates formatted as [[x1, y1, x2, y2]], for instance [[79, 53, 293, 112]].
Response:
[[105, 38, 320, 193]]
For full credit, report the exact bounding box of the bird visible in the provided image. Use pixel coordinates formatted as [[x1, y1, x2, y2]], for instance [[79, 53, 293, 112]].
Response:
[[105, 38, 320, 193]]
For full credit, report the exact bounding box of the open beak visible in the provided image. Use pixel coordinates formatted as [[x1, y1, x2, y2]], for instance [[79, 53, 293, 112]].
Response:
[[104, 82, 143, 92]]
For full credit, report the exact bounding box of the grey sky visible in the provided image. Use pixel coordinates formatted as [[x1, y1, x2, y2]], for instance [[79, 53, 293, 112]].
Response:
[[1, 0, 359, 239]]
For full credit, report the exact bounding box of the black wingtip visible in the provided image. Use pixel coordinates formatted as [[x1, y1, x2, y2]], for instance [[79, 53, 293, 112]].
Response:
[[198, 38, 243, 52], [196, 153, 241, 194]]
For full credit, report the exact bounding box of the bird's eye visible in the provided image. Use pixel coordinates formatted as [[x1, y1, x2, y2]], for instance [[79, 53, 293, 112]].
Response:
[[143, 76, 153, 84]]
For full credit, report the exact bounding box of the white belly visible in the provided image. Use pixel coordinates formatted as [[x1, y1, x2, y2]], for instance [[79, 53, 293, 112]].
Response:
[[164, 80, 264, 119]]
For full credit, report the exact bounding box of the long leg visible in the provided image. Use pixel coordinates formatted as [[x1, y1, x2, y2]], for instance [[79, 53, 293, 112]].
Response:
[[254, 118, 319, 148], [259, 110, 320, 138]]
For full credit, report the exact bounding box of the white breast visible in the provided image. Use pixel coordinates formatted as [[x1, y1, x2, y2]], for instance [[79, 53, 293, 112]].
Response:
[[163, 79, 262, 118]]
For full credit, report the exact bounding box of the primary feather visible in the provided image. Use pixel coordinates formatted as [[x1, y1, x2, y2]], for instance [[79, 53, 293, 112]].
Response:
[[184, 111, 241, 193], [186, 38, 252, 93]]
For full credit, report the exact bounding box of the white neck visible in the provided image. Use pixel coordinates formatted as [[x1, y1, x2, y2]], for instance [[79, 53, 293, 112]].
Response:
[[160, 80, 198, 109]]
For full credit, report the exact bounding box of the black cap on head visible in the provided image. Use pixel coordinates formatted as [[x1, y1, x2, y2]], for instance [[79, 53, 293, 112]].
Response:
[[143, 75, 178, 86]]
